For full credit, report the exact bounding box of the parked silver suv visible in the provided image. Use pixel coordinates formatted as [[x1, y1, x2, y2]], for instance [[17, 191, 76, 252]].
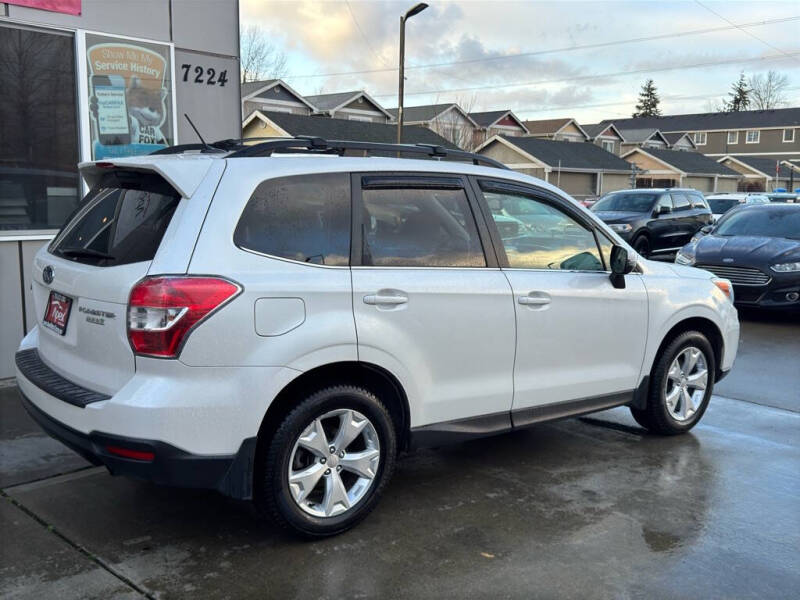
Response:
[[16, 138, 739, 536]]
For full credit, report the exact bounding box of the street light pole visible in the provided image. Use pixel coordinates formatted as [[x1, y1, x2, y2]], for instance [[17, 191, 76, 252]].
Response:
[[397, 3, 428, 144]]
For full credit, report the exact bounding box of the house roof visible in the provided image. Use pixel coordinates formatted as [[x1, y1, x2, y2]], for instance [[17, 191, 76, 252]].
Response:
[[303, 90, 391, 118], [663, 132, 696, 147], [582, 123, 624, 141], [617, 128, 669, 145], [721, 155, 794, 178], [468, 110, 527, 132], [624, 147, 739, 176], [601, 107, 800, 133], [493, 135, 632, 171], [241, 80, 278, 98], [386, 103, 478, 126], [246, 111, 460, 148], [241, 79, 317, 110]]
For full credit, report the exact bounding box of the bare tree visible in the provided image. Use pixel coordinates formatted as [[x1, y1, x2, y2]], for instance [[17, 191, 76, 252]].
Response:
[[748, 71, 790, 110], [704, 97, 725, 113], [240, 24, 288, 83], [428, 94, 479, 150]]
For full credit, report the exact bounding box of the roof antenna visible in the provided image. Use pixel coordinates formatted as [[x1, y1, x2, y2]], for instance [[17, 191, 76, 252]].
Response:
[[184, 113, 212, 150]]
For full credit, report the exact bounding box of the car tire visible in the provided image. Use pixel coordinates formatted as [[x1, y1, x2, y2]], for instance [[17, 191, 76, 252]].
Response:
[[630, 330, 716, 435], [632, 234, 651, 258], [255, 385, 397, 538]]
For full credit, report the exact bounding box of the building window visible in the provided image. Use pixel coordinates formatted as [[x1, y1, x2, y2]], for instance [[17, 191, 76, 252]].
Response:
[[746, 130, 760, 144], [727, 131, 738, 144], [693, 132, 707, 145], [0, 24, 81, 232], [602, 140, 615, 153], [85, 33, 174, 160], [784, 128, 795, 143]]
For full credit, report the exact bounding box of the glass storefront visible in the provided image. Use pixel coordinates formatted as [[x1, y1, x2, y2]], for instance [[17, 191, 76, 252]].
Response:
[[0, 24, 81, 231], [0, 25, 177, 233]]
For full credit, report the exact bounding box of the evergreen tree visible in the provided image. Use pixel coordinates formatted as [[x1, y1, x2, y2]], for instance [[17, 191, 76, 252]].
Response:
[[632, 79, 661, 117], [725, 73, 751, 112]]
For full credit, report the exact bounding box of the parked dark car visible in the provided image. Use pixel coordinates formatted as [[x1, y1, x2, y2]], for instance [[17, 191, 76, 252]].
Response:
[[591, 188, 712, 258], [676, 204, 800, 309]]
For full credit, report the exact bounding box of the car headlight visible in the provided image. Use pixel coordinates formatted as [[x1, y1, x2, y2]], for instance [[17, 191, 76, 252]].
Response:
[[675, 250, 696, 266], [771, 262, 800, 272], [609, 223, 632, 233]]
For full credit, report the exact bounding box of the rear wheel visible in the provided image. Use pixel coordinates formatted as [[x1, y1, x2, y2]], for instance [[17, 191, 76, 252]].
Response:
[[255, 385, 397, 537], [631, 331, 715, 435], [632, 234, 651, 258]]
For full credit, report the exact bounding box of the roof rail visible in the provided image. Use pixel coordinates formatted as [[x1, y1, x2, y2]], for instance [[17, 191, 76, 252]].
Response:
[[224, 136, 509, 169]]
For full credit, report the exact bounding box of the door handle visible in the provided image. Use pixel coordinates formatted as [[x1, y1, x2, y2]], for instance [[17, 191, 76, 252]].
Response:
[[518, 294, 551, 306], [364, 293, 408, 306]]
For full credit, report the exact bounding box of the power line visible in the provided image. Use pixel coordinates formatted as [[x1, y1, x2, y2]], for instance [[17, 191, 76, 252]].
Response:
[[695, 1, 800, 66], [282, 15, 800, 80], [344, 0, 392, 69], [371, 51, 800, 99]]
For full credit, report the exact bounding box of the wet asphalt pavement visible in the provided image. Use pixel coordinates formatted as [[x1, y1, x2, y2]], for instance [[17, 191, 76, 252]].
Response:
[[1, 311, 799, 599]]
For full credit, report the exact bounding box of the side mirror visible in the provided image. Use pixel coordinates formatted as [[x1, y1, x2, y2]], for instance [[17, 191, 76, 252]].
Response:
[[610, 245, 634, 289], [700, 225, 713, 234], [655, 204, 672, 216]]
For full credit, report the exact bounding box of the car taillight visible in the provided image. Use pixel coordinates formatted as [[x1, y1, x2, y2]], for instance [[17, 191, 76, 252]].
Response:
[[127, 276, 241, 358]]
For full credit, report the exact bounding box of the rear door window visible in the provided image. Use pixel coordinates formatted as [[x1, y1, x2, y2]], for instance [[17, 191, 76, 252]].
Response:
[[671, 192, 691, 211], [50, 170, 180, 266], [359, 184, 486, 267], [234, 173, 351, 266]]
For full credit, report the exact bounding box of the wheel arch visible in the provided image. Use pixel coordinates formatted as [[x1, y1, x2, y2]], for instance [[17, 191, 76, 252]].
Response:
[[255, 361, 412, 459], [633, 315, 724, 409]]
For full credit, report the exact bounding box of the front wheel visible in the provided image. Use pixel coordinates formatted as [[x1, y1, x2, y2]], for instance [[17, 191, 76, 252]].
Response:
[[632, 234, 651, 258], [255, 385, 397, 537], [631, 331, 715, 435]]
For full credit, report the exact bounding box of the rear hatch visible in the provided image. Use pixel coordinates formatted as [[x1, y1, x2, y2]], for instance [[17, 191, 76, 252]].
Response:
[[32, 168, 183, 395]]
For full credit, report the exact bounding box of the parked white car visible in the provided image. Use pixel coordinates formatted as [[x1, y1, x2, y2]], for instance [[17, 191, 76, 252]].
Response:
[[15, 139, 739, 536], [705, 192, 770, 222]]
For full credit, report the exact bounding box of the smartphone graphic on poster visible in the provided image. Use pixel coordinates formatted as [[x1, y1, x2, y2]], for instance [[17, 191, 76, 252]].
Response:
[[92, 75, 130, 145]]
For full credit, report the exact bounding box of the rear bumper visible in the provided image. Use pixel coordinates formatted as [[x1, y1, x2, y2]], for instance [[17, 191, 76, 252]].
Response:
[[18, 389, 256, 499]]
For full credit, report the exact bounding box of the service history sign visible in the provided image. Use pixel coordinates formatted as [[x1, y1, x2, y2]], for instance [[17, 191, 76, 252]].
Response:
[[86, 34, 174, 159]]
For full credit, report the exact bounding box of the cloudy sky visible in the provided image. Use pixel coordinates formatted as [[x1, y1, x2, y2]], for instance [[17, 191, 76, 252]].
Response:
[[239, 0, 800, 122]]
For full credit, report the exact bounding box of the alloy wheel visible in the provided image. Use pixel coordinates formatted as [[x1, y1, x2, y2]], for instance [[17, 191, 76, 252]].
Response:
[[287, 409, 380, 518], [664, 346, 708, 422]]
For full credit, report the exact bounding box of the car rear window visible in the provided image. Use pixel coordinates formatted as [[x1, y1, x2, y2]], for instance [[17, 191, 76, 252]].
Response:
[[233, 173, 351, 266], [50, 170, 180, 266]]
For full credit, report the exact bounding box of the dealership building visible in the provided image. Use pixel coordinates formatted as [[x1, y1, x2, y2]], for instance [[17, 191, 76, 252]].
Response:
[[0, 1, 241, 377]]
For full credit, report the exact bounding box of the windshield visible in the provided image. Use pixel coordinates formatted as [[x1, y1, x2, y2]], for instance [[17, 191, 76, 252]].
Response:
[[591, 192, 657, 213], [708, 199, 741, 214], [715, 208, 800, 239]]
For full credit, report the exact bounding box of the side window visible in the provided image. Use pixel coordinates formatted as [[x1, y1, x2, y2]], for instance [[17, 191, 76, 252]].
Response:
[[233, 173, 350, 266], [691, 193, 708, 209], [595, 230, 614, 271], [483, 190, 604, 271], [657, 194, 673, 212], [360, 186, 486, 268], [671, 193, 691, 211]]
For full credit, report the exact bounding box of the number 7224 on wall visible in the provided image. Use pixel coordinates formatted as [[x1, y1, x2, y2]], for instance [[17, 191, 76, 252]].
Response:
[[180, 64, 228, 87]]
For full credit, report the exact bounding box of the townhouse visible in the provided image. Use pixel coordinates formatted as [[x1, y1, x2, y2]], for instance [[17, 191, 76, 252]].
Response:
[[599, 107, 800, 161]]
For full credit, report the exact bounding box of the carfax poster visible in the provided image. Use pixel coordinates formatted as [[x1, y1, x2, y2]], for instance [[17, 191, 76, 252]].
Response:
[[86, 34, 174, 159]]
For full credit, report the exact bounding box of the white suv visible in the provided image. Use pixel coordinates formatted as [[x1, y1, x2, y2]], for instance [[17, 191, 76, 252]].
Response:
[[15, 138, 739, 537]]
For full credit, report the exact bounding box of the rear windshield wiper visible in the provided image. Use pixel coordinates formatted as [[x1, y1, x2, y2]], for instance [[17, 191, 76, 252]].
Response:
[[58, 247, 116, 260]]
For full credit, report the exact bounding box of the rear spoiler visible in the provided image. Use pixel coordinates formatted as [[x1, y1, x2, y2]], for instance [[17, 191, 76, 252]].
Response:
[[78, 157, 214, 199]]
